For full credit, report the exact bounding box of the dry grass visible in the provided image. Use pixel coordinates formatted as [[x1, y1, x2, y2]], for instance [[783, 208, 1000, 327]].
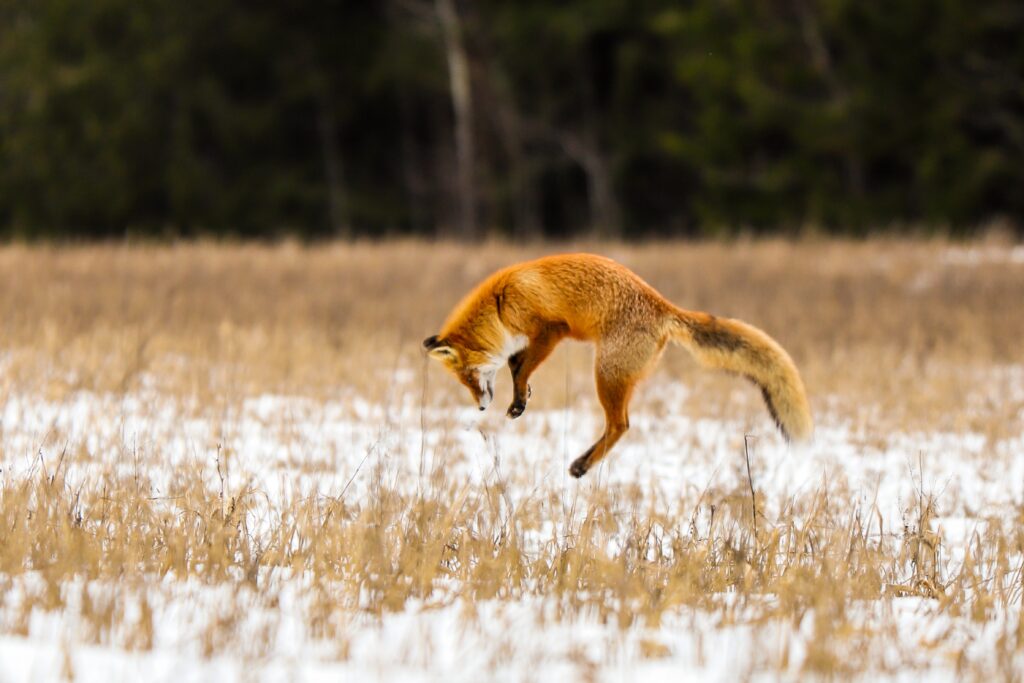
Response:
[[0, 239, 1022, 679]]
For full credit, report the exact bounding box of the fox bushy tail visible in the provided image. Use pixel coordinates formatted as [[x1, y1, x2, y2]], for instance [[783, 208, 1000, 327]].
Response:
[[669, 309, 813, 442]]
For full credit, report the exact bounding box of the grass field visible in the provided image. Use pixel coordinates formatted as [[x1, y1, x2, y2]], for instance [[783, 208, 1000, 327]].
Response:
[[0, 239, 1022, 681]]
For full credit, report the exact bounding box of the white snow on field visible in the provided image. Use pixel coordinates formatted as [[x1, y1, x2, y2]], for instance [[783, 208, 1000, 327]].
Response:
[[940, 245, 1024, 266], [0, 370, 1022, 681]]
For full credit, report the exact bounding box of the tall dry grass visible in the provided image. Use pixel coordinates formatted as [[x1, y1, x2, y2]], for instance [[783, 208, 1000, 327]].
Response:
[[2, 239, 1020, 417]]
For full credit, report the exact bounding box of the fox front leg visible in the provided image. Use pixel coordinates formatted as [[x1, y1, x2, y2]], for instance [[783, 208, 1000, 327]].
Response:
[[506, 352, 531, 418], [504, 325, 567, 419]]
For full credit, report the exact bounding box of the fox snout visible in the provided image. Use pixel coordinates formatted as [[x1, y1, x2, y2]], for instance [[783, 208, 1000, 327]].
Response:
[[477, 372, 495, 410]]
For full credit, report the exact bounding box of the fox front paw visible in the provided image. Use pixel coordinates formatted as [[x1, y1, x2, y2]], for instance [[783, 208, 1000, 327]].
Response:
[[506, 401, 526, 419], [569, 456, 589, 478], [506, 385, 531, 419]]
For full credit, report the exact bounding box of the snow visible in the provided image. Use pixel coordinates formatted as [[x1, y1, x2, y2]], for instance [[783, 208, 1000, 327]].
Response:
[[0, 367, 1022, 681], [940, 245, 1024, 266]]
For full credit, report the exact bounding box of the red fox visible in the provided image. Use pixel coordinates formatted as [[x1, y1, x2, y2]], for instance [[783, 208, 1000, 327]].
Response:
[[424, 254, 812, 478]]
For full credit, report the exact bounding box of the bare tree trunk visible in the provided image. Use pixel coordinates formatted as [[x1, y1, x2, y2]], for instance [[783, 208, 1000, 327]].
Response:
[[554, 130, 621, 238], [463, 0, 541, 240], [398, 92, 427, 234], [317, 95, 350, 237], [435, 0, 476, 238], [507, 120, 542, 240], [583, 149, 620, 238], [793, 0, 865, 201]]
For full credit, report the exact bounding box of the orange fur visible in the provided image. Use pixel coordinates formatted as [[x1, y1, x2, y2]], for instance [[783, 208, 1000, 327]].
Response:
[[424, 254, 812, 478]]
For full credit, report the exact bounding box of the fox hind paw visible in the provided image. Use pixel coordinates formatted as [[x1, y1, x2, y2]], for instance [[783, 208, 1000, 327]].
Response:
[[569, 456, 589, 478]]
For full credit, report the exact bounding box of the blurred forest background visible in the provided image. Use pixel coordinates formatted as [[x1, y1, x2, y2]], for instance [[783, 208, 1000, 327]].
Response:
[[0, 0, 1022, 240]]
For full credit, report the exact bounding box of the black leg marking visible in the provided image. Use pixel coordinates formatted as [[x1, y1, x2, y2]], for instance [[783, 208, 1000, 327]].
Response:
[[569, 455, 589, 478], [569, 444, 597, 478], [507, 352, 530, 418]]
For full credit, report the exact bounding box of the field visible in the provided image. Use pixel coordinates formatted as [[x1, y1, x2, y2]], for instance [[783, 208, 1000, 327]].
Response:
[[0, 239, 1022, 681]]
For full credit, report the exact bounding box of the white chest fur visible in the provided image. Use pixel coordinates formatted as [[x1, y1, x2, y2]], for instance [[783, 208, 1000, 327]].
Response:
[[479, 330, 529, 373]]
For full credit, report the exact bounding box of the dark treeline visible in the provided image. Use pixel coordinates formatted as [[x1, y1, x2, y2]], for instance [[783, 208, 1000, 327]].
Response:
[[1, 0, 1022, 239]]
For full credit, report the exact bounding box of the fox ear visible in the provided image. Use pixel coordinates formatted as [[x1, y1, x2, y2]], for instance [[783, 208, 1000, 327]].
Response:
[[424, 335, 457, 361], [428, 345, 457, 362]]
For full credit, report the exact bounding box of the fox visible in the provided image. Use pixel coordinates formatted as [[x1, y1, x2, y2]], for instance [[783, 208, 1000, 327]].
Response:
[[423, 253, 812, 478]]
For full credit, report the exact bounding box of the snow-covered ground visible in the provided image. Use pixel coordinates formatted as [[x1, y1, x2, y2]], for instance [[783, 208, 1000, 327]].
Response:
[[1, 369, 1022, 681]]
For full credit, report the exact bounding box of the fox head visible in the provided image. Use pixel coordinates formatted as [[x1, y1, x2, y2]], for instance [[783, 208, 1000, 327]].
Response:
[[423, 335, 498, 410]]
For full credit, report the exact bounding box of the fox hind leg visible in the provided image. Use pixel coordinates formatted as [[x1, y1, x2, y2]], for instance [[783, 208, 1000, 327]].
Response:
[[569, 335, 665, 478], [568, 372, 632, 478]]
